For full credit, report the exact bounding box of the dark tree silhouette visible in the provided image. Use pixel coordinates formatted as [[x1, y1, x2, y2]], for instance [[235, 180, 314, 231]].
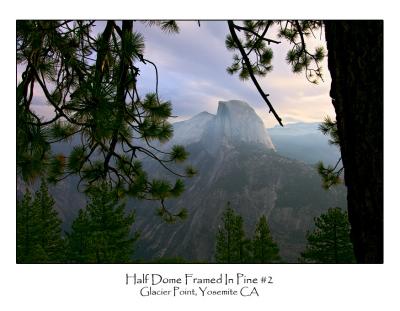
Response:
[[17, 181, 64, 263], [215, 203, 248, 263], [226, 20, 383, 263], [66, 183, 138, 263], [300, 207, 356, 263], [252, 215, 280, 263], [17, 191, 37, 263], [324, 21, 383, 263]]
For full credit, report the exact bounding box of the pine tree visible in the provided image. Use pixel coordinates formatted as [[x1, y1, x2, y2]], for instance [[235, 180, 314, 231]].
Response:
[[252, 215, 280, 263], [300, 207, 356, 263], [32, 181, 65, 262], [17, 181, 64, 263], [66, 209, 91, 263], [215, 203, 248, 263], [240, 238, 253, 264], [17, 21, 194, 220], [67, 183, 138, 263], [17, 190, 36, 263]]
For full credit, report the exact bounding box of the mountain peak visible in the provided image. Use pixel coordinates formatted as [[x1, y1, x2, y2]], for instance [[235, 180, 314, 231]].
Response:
[[168, 99, 275, 152], [207, 99, 275, 151], [217, 100, 256, 115]]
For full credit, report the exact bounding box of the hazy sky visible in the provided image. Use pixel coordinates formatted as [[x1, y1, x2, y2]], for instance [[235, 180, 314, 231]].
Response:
[[20, 20, 336, 129], [133, 21, 335, 128]]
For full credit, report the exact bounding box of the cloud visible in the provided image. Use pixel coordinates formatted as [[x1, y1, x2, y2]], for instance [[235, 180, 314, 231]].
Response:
[[134, 21, 334, 126], [18, 21, 334, 127]]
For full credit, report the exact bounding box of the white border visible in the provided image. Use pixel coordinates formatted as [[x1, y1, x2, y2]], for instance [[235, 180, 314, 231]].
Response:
[[2, 1, 399, 310]]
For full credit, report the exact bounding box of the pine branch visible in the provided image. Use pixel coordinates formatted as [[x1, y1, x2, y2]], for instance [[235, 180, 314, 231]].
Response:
[[233, 23, 281, 45], [228, 21, 283, 126]]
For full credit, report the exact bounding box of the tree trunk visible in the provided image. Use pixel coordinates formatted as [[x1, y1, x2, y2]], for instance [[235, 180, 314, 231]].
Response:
[[324, 21, 383, 263]]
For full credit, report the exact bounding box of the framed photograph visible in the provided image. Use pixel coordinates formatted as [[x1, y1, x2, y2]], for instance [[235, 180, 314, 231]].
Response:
[[6, 1, 394, 310]]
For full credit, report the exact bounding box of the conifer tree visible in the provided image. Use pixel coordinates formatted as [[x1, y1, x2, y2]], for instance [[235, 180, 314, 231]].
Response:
[[215, 203, 247, 263], [252, 215, 280, 263], [16, 190, 36, 263], [66, 209, 91, 263], [17, 181, 64, 263], [240, 238, 253, 264], [32, 181, 65, 262], [17, 20, 194, 220], [300, 207, 355, 263], [67, 183, 138, 263]]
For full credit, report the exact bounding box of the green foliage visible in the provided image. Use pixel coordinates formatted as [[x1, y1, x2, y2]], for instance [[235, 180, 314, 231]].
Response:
[[238, 66, 250, 81], [66, 209, 91, 263], [300, 208, 356, 263], [16, 100, 51, 182], [121, 31, 145, 60], [127, 169, 148, 198], [143, 21, 180, 34], [226, 20, 325, 86], [279, 28, 298, 41], [17, 181, 64, 263], [47, 154, 66, 183], [225, 22, 274, 81], [319, 116, 340, 146], [317, 161, 342, 189], [66, 183, 138, 263], [17, 20, 194, 219], [170, 179, 185, 197], [215, 204, 281, 264], [150, 179, 172, 199], [170, 145, 189, 162], [48, 121, 77, 142], [184, 165, 198, 177], [67, 146, 87, 173], [156, 204, 188, 224], [253, 215, 280, 263], [317, 116, 343, 189], [215, 203, 248, 263], [260, 48, 273, 64], [175, 208, 188, 220], [279, 21, 325, 83], [16, 191, 35, 263], [142, 93, 173, 120], [139, 118, 174, 142], [225, 34, 238, 51], [81, 160, 105, 183]]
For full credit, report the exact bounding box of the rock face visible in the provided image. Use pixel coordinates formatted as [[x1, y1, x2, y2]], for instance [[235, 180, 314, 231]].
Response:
[[170, 111, 214, 146], [133, 100, 346, 262], [170, 100, 275, 153], [203, 100, 275, 153]]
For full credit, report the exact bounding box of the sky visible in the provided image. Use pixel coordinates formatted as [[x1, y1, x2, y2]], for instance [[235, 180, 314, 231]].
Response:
[[132, 21, 335, 128], [18, 20, 336, 129]]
